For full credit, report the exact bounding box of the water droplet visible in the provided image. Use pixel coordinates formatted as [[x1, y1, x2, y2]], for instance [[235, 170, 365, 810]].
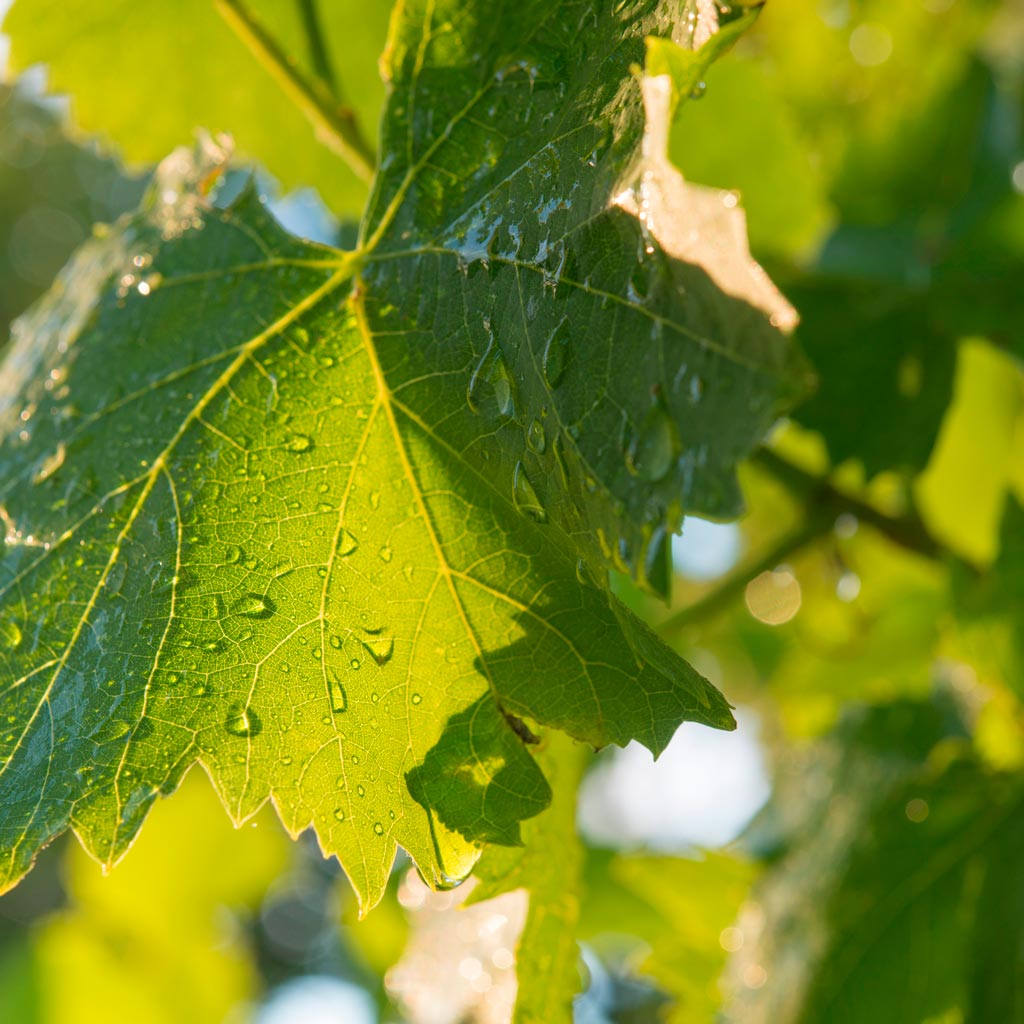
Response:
[[334, 807, 346, 821], [0, 621, 22, 649], [575, 558, 594, 587], [378, 545, 393, 563], [329, 673, 347, 713], [225, 703, 260, 737], [336, 529, 359, 557], [329, 634, 343, 649], [357, 784, 366, 797], [231, 593, 276, 620], [362, 636, 395, 666], [191, 680, 211, 697], [93, 718, 131, 744], [513, 461, 547, 523], [411, 692, 423, 705], [690, 79, 707, 99], [223, 544, 243, 564], [373, 822, 385, 836], [628, 263, 649, 302], [689, 375, 705, 404], [527, 418, 546, 453], [285, 433, 314, 453], [350, 658, 361, 670], [625, 402, 677, 482], [542, 317, 570, 387], [436, 872, 469, 891]]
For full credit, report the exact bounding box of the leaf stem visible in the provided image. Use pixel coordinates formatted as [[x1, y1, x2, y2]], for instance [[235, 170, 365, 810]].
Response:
[[660, 447, 949, 634], [295, 0, 339, 98], [216, 0, 376, 182]]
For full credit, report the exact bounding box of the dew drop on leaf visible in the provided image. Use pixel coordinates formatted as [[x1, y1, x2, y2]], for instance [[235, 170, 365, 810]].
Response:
[[225, 703, 259, 737], [513, 461, 547, 523], [231, 592, 277, 620], [373, 822, 385, 835], [625, 402, 677, 482], [628, 262, 649, 301], [222, 544, 243, 565], [542, 316, 570, 387], [336, 529, 359, 557], [284, 434, 314, 453], [490, 355, 515, 416], [357, 784, 365, 797], [411, 692, 422, 705], [334, 808, 346, 821], [329, 673, 347, 714], [527, 418, 546, 453], [362, 636, 395, 666], [0, 621, 22, 650]]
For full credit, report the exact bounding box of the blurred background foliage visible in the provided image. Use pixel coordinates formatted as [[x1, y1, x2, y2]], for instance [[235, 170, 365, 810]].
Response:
[[1, 0, 1023, 1020]]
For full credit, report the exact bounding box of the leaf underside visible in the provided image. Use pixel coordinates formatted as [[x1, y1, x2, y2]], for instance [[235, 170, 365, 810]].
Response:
[[0, 0, 799, 909]]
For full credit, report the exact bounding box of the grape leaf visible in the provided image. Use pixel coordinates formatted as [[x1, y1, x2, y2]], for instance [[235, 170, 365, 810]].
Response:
[[0, 0, 800, 908], [787, 280, 957, 477], [2, 0, 391, 216], [796, 762, 1024, 1024]]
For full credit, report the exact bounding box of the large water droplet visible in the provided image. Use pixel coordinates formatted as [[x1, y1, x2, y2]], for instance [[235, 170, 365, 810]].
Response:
[[231, 593, 276, 620], [625, 402, 677, 482], [223, 544, 244, 565], [336, 529, 359, 557], [513, 461, 547, 523], [527, 418, 546, 453], [373, 822, 385, 835], [467, 334, 515, 417], [329, 673, 347, 714], [361, 636, 395, 666], [0, 621, 22, 650], [225, 703, 260, 737], [543, 317, 570, 387], [492, 358, 515, 416], [628, 263, 649, 302], [285, 434, 314, 453]]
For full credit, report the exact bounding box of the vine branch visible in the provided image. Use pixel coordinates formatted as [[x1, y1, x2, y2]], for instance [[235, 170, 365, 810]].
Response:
[[660, 447, 950, 634], [296, 0, 339, 98], [216, 0, 376, 182]]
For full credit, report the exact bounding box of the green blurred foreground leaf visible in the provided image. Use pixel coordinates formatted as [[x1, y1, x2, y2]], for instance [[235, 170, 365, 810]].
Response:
[[0, 1, 800, 908]]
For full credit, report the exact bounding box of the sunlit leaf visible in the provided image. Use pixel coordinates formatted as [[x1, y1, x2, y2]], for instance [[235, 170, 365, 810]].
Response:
[[0, 1, 801, 911], [3, 0, 391, 216]]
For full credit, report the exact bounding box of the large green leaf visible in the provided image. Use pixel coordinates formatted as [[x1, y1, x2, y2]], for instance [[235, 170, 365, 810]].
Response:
[[2, 0, 392, 216], [0, 0, 800, 909], [796, 762, 1024, 1024]]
